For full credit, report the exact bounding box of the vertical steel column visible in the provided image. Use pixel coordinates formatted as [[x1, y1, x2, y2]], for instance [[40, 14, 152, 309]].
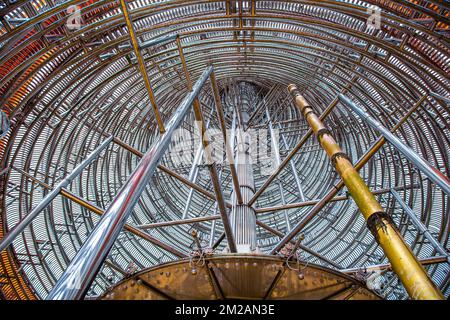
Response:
[[339, 94, 450, 196], [119, 0, 165, 134], [46, 67, 213, 300], [288, 85, 443, 300], [229, 83, 257, 253], [175, 37, 237, 252], [390, 189, 449, 263], [0, 136, 113, 253]]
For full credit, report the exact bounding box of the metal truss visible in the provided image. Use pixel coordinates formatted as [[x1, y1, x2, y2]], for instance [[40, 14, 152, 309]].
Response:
[[0, 0, 448, 300]]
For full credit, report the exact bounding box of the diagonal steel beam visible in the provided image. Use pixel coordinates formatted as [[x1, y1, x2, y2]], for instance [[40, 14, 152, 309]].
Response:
[[112, 136, 232, 208], [270, 94, 429, 255], [255, 184, 419, 214], [246, 84, 277, 127], [191, 104, 237, 252], [210, 72, 243, 204], [11, 166, 186, 258], [279, 88, 441, 299], [339, 94, 450, 196], [61, 190, 186, 258], [341, 256, 449, 274], [181, 110, 214, 219], [0, 136, 113, 253], [390, 189, 449, 263], [119, 0, 165, 134], [191, 230, 224, 300], [46, 66, 213, 300], [248, 78, 358, 207], [176, 39, 237, 252], [256, 220, 342, 269]]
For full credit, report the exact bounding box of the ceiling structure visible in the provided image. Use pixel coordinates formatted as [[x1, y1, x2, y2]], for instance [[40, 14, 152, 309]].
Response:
[[0, 0, 448, 300]]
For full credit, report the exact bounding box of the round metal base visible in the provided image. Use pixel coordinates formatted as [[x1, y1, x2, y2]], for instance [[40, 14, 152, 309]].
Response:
[[100, 254, 381, 300]]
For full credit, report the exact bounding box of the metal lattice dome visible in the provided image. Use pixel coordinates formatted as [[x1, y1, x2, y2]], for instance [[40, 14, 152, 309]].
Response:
[[0, 0, 448, 300]]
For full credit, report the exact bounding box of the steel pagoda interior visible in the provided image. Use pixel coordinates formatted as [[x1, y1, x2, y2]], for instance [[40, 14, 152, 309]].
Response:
[[0, 0, 449, 301]]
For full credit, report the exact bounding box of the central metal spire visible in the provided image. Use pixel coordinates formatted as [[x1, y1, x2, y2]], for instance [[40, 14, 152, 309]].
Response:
[[230, 83, 258, 253]]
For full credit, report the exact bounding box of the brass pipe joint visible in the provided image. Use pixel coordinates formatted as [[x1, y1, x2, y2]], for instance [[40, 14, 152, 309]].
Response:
[[287, 85, 444, 300]]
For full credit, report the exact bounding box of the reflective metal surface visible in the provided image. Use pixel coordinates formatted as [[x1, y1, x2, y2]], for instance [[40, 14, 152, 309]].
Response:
[[100, 254, 381, 300], [46, 66, 214, 300], [0, 0, 448, 300]]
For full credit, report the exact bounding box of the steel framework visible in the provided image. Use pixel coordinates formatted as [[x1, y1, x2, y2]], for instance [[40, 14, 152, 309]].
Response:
[[0, 0, 448, 300]]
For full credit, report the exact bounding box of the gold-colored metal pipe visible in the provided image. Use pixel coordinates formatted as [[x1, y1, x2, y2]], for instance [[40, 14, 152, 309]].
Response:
[[288, 84, 443, 300], [119, 0, 165, 134], [175, 37, 237, 252], [210, 72, 244, 205]]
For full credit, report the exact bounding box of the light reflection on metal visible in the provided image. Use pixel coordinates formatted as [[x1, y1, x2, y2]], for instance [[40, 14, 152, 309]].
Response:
[[339, 94, 450, 197], [287, 86, 443, 300], [390, 189, 449, 264], [11, 166, 186, 258], [46, 67, 213, 300], [0, 136, 113, 253]]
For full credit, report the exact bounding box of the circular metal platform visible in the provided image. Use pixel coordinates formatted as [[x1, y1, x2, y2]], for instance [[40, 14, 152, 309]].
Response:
[[100, 254, 381, 300]]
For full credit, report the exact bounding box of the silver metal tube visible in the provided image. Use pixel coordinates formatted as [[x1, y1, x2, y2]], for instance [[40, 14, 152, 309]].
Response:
[[181, 116, 212, 219], [138, 215, 221, 229], [266, 106, 291, 230], [341, 256, 448, 274], [391, 189, 449, 263], [339, 94, 450, 196], [46, 66, 213, 300], [209, 168, 222, 248], [0, 136, 113, 253], [119, 34, 178, 51], [281, 133, 306, 202], [230, 86, 257, 253], [429, 91, 450, 105], [277, 182, 291, 231], [266, 107, 281, 166]]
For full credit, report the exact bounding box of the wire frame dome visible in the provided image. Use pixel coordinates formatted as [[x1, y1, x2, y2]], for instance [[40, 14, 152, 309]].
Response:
[[0, 0, 448, 300]]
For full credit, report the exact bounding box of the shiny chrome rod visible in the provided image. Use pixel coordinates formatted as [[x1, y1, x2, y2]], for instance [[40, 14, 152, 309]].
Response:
[[46, 66, 213, 300], [339, 94, 450, 197], [0, 136, 113, 253]]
